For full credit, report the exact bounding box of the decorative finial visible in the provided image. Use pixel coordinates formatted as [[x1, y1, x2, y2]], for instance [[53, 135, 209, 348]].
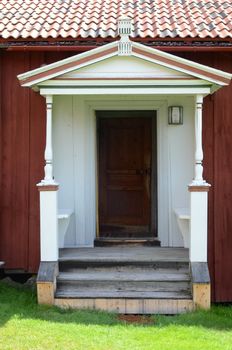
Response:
[[118, 17, 132, 56]]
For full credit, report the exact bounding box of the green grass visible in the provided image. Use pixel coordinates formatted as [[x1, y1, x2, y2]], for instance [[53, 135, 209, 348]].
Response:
[[0, 281, 232, 350]]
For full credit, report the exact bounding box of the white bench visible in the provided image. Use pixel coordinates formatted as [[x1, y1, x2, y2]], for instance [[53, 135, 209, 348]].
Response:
[[174, 208, 190, 248], [58, 209, 73, 248]]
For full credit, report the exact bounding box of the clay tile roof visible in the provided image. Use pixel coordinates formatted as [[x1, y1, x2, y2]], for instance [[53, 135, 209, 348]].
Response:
[[0, 0, 231, 40]]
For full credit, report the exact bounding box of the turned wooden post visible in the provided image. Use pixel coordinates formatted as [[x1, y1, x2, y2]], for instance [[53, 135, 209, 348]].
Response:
[[188, 95, 211, 308], [37, 95, 59, 262]]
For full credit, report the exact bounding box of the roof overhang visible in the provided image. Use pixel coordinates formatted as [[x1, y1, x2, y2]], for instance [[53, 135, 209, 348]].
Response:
[[17, 39, 232, 95]]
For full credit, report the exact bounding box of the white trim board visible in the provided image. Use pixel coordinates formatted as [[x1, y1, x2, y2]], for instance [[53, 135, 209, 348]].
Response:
[[40, 87, 211, 96]]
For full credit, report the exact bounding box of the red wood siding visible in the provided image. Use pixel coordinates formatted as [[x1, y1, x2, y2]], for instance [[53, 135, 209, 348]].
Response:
[[0, 50, 232, 302], [181, 52, 232, 302], [0, 51, 68, 272]]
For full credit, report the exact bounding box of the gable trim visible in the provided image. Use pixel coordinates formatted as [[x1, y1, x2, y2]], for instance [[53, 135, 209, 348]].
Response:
[[53, 77, 198, 81], [17, 40, 232, 89], [20, 46, 118, 86], [133, 47, 230, 85]]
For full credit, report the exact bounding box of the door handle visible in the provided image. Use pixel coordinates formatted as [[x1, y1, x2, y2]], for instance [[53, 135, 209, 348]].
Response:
[[145, 168, 151, 176], [135, 169, 151, 175], [136, 169, 144, 175]]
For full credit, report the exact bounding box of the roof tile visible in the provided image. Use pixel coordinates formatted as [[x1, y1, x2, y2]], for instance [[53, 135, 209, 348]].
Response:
[[0, 0, 231, 40]]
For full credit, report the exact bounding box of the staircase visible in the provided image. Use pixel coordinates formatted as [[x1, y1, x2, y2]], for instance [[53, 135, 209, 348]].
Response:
[[54, 247, 194, 314]]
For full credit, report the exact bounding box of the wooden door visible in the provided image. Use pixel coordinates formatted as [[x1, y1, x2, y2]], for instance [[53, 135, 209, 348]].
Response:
[[98, 111, 154, 237]]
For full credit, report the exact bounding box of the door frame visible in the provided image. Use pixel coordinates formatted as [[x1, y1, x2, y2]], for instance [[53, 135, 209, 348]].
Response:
[[96, 110, 157, 238], [83, 97, 170, 246]]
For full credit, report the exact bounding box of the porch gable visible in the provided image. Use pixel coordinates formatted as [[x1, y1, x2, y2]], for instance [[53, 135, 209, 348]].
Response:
[[17, 39, 232, 93]]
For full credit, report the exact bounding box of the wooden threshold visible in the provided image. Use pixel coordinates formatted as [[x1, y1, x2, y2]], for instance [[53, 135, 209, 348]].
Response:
[[94, 237, 160, 247]]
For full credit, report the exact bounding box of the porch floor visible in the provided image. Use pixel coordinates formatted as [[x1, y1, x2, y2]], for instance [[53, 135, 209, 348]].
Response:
[[59, 247, 189, 262]]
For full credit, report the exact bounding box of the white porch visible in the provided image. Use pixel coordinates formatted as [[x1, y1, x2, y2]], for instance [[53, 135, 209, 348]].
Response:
[[53, 94, 194, 248], [18, 18, 231, 312]]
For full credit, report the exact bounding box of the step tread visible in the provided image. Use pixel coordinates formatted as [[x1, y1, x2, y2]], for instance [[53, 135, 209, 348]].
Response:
[[55, 289, 192, 299], [56, 282, 191, 293], [57, 270, 190, 282], [59, 247, 189, 263], [59, 257, 189, 263], [95, 238, 158, 241]]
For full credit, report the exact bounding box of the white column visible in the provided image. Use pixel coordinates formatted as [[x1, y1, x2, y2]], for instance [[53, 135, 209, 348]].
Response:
[[192, 95, 205, 186], [38, 185, 59, 261], [37, 94, 59, 262], [41, 95, 57, 185], [188, 94, 210, 263]]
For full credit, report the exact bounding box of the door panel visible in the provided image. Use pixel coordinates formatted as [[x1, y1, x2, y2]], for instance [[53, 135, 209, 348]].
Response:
[[98, 111, 154, 236]]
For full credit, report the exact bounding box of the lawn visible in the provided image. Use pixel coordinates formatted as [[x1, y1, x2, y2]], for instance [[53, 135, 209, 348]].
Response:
[[0, 281, 232, 350]]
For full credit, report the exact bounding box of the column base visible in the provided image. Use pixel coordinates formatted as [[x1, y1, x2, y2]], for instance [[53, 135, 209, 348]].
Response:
[[188, 184, 210, 192], [37, 184, 59, 191], [37, 262, 58, 305], [38, 183, 59, 261], [188, 183, 210, 262], [191, 262, 211, 309]]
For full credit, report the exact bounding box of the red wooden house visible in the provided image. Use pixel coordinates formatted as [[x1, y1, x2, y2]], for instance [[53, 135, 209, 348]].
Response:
[[0, 0, 232, 313]]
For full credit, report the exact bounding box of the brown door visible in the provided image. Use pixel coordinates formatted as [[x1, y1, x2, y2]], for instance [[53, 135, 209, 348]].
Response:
[[98, 111, 154, 237]]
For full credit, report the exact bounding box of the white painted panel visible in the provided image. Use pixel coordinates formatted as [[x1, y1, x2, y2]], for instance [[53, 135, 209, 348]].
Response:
[[53, 96, 76, 246], [166, 97, 195, 246], [40, 87, 211, 96], [72, 97, 96, 246], [190, 191, 208, 262], [60, 56, 192, 79], [39, 190, 58, 261]]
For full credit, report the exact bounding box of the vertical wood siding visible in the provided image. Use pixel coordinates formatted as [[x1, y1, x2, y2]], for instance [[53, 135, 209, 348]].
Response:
[[0, 50, 232, 302], [181, 52, 232, 302], [1, 52, 30, 270], [0, 51, 67, 272]]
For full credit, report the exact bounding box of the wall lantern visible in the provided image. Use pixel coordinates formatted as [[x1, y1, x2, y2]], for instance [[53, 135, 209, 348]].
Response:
[[168, 106, 183, 125]]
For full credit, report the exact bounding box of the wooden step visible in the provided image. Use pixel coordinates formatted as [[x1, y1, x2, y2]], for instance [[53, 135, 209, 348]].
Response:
[[57, 278, 190, 292], [54, 297, 194, 314], [55, 247, 192, 314], [55, 288, 192, 299], [59, 247, 188, 262], [56, 267, 191, 300], [59, 260, 189, 271], [57, 269, 190, 282]]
